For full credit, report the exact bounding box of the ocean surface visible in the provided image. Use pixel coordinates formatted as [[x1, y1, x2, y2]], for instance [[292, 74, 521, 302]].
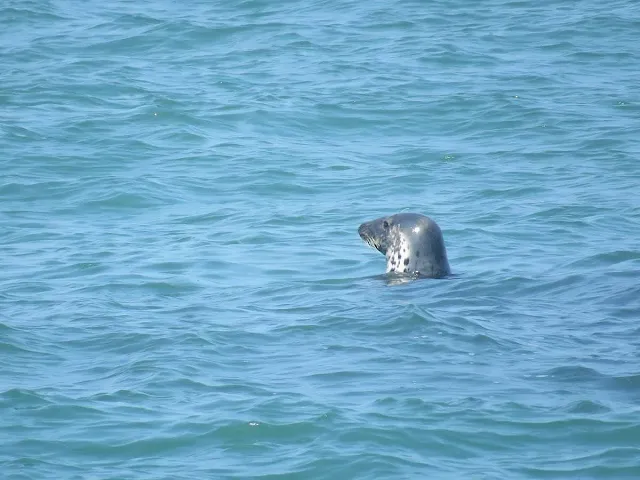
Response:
[[2, 0, 640, 478]]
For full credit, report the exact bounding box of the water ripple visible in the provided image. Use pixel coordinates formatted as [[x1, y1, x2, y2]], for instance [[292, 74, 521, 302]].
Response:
[[2, 0, 640, 478]]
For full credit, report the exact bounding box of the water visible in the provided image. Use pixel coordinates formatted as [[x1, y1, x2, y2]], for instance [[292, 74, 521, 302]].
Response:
[[2, 0, 640, 478]]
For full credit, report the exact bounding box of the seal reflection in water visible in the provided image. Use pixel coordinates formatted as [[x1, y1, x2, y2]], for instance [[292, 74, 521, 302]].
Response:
[[358, 213, 451, 278]]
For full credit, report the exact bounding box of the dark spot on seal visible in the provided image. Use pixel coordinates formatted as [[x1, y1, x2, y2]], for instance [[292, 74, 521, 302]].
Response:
[[404, 268, 408, 273], [404, 258, 409, 266], [416, 251, 420, 257]]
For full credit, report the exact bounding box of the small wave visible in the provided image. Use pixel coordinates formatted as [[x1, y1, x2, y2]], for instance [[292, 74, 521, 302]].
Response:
[[564, 399, 611, 414], [537, 365, 605, 382]]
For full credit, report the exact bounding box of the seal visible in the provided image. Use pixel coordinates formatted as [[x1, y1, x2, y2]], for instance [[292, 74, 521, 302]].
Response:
[[358, 213, 451, 278]]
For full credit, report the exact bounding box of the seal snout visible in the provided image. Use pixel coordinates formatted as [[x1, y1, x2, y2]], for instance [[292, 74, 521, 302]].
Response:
[[357, 222, 368, 239], [358, 221, 378, 251], [358, 222, 371, 243]]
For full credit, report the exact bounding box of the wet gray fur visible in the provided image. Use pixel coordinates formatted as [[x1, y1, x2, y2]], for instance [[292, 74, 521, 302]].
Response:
[[358, 213, 451, 278]]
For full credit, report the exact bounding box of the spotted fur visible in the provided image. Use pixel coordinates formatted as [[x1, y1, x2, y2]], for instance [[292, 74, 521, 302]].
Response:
[[358, 213, 451, 278]]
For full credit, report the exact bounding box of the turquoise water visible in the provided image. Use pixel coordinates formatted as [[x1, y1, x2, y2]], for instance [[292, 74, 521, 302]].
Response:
[[2, 0, 640, 477]]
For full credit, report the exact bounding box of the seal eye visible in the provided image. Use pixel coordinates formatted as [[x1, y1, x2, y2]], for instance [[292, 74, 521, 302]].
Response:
[[383, 221, 389, 229]]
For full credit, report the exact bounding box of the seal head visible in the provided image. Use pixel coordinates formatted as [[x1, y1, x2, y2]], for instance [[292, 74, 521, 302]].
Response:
[[358, 213, 451, 278]]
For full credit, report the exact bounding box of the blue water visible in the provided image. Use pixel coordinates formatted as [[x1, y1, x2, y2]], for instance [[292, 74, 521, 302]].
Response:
[[2, 0, 640, 478]]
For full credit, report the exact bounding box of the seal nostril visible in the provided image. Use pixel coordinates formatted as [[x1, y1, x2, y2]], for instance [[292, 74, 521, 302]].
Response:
[[383, 221, 389, 229]]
